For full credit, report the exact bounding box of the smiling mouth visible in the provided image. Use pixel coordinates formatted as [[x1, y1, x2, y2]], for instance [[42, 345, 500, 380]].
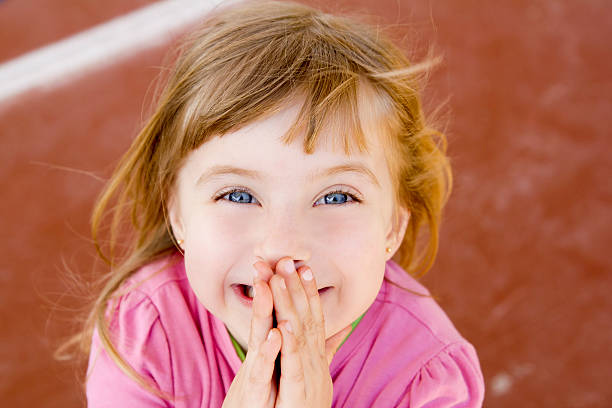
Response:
[[232, 284, 332, 301], [243, 284, 255, 299]]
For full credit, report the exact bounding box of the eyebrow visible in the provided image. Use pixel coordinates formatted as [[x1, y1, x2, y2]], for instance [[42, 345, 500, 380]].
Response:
[[195, 163, 380, 188]]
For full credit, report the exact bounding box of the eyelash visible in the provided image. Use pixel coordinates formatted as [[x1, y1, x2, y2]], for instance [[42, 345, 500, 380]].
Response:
[[213, 187, 362, 206]]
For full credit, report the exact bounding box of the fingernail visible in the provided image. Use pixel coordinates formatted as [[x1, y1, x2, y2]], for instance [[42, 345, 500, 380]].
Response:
[[267, 330, 273, 340], [301, 268, 313, 281], [284, 321, 293, 333], [279, 277, 287, 290], [282, 259, 295, 274]]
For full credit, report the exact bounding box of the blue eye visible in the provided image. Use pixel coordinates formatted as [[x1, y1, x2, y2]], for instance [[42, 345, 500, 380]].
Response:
[[217, 189, 259, 204], [314, 191, 357, 206], [215, 188, 361, 206]]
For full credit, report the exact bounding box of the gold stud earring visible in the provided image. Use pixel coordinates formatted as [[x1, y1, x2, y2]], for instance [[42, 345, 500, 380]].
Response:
[[385, 247, 392, 253]]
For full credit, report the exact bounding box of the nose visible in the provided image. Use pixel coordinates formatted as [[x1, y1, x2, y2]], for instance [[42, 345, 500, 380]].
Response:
[[253, 211, 311, 269]]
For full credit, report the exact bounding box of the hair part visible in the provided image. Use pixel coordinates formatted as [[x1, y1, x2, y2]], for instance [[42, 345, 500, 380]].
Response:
[[58, 1, 452, 402]]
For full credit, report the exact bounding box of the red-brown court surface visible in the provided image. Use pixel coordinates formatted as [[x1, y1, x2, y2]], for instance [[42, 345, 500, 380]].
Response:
[[1, 0, 610, 406]]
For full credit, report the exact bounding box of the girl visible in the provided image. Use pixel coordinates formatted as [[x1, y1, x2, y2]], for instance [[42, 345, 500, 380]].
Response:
[[76, 1, 485, 406]]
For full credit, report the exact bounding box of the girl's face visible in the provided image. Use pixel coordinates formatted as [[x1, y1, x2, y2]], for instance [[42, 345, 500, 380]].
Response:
[[168, 97, 409, 349]]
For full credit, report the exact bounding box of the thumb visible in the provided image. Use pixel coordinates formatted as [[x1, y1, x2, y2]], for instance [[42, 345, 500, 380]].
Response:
[[324, 324, 353, 365]]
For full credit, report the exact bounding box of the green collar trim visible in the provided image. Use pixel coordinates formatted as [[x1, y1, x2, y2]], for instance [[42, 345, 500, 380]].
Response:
[[229, 330, 247, 362], [228, 312, 366, 363]]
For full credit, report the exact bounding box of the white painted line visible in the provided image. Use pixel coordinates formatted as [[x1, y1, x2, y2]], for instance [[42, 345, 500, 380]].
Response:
[[0, 0, 226, 104]]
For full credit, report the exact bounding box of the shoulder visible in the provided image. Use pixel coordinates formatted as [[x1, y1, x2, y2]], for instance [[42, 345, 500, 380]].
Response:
[[94, 252, 190, 347], [381, 261, 484, 406], [377, 261, 484, 407], [120, 252, 190, 305], [86, 254, 188, 406], [88, 255, 191, 388], [103, 252, 196, 325], [404, 342, 484, 407], [331, 260, 485, 407], [103, 252, 205, 348], [88, 253, 230, 406], [378, 260, 466, 346]]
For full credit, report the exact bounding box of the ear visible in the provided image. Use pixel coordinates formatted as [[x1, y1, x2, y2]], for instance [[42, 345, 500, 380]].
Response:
[[385, 204, 410, 260], [166, 192, 185, 243]]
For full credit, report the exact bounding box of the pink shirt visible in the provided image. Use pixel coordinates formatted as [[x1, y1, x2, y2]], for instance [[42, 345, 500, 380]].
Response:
[[86, 253, 484, 407]]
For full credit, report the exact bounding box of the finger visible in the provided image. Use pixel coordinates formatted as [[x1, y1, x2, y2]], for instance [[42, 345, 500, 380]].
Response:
[[245, 328, 282, 391], [275, 258, 310, 319], [296, 266, 326, 351], [253, 260, 275, 281], [277, 321, 306, 404], [248, 264, 274, 351], [269, 274, 303, 340], [324, 324, 353, 365]]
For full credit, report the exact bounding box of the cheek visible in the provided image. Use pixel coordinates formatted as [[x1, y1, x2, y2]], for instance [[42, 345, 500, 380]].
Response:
[[317, 209, 386, 319], [181, 210, 254, 310], [184, 208, 255, 256], [313, 208, 384, 254]]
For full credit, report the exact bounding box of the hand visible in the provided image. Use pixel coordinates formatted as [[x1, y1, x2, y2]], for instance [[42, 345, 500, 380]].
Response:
[[222, 268, 281, 408], [269, 257, 353, 408]]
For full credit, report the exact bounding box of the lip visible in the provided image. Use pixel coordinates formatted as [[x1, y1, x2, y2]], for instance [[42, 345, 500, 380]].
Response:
[[231, 284, 253, 307], [231, 284, 333, 307]]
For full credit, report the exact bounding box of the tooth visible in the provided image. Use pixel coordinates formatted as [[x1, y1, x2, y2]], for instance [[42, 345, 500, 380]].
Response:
[[246, 285, 254, 299]]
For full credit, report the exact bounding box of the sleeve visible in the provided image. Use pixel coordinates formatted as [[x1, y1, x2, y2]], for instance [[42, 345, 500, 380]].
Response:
[[406, 342, 485, 408], [86, 291, 174, 407]]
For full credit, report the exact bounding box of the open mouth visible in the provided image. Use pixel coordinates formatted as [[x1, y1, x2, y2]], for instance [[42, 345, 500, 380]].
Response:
[[231, 284, 332, 303], [230, 284, 256, 304], [242, 284, 255, 299]]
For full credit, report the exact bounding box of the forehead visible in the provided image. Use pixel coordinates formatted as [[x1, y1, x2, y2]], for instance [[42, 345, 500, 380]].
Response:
[[181, 93, 392, 185]]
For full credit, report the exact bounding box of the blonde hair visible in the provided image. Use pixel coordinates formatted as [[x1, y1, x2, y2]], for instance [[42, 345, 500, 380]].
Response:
[[59, 0, 452, 402]]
